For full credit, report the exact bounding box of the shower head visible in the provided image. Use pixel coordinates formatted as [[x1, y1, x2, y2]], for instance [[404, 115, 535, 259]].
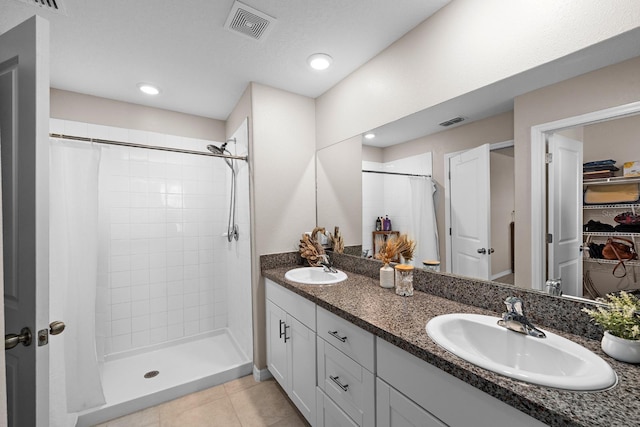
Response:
[[206, 144, 225, 155], [206, 143, 235, 171]]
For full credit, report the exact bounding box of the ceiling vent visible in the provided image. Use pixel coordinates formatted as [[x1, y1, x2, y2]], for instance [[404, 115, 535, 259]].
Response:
[[13, 0, 66, 14], [439, 116, 466, 127], [224, 1, 276, 42]]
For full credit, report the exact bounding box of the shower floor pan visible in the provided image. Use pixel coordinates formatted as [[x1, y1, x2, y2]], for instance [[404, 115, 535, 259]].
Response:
[[76, 329, 252, 427]]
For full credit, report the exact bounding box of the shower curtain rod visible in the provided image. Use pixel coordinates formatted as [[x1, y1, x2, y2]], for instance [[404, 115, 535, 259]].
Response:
[[50, 133, 249, 161], [362, 169, 431, 178]]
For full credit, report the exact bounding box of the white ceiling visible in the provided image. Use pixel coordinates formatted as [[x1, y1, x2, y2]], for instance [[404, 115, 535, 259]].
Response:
[[0, 0, 449, 121]]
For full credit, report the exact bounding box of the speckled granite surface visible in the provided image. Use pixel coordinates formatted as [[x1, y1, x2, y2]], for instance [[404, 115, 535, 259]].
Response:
[[261, 253, 640, 427]]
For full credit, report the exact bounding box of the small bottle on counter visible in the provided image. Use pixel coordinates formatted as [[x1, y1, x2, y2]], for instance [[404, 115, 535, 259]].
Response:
[[376, 216, 382, 231]]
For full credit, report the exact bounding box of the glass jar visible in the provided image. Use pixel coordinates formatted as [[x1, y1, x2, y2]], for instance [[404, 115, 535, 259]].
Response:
[[422, 260, 440, 272], [394, 264, 414, 296]]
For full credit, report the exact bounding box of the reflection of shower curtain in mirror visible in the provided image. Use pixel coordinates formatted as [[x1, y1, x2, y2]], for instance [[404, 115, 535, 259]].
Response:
[[409, 177, 439, 267], [50, 139, 105, 425]]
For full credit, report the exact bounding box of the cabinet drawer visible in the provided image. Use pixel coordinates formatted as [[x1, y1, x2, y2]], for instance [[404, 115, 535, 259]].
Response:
[[317, 306, 374, 371], [266, 279, 316, 331], [317, 388, 358, 427], [377, 378, 447, 427], [318, 337, 375, 427]]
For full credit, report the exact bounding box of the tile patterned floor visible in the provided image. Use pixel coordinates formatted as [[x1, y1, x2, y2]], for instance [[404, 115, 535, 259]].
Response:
[[94, 375, 310, 427]]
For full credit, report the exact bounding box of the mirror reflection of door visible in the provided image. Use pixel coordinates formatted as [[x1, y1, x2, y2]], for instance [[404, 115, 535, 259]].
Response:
[[449, 144, 491, 280], [546, 133, 583, 297], [447, 142, 515, 282]]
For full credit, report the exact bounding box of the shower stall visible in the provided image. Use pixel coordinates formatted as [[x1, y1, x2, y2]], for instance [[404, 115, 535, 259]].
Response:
[[48, 119, 253, 427]]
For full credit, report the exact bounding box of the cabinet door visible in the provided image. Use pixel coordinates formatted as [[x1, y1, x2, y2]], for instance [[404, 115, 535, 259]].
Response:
[[266, 299, 288, 389], [377, 379, 448, 427], [288, 315, 317, 425], [317, 388, 358, 427]]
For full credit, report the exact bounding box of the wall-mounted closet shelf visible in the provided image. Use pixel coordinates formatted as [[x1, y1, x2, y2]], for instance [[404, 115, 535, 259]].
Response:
[[583, 258, 640, 267], [583, 232, 640, 238], [583, 203, 640, 210], [584, 176, 640, 186]]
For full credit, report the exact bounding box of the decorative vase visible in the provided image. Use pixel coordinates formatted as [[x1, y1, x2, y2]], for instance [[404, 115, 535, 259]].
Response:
[[601, 331, 640, 364], [380, 263, 394, 288], [394, 264, 414, 296]]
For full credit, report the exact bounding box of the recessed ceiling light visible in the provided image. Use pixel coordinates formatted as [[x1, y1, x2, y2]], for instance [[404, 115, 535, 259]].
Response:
[[137, 83, 160, 95], [364, 133, 376, 140], [307, 53, 333, 71]]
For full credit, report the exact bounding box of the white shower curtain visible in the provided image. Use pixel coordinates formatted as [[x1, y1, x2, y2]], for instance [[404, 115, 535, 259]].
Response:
[[49, 139, 105, 425], [409, 177, 439, 267]]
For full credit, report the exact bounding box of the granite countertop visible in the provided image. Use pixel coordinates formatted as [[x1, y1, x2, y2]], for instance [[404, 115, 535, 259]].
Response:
[[262, 265, 640, 427]]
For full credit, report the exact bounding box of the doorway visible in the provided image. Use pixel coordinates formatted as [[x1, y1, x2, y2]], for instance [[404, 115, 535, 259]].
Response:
[[531, 101, 640, 298], [445, 141, 515, 281]]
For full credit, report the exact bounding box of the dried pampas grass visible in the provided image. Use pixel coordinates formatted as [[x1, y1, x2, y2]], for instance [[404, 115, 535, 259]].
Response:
[[375, 234, 416, 264], [330, 226, 344, 254]]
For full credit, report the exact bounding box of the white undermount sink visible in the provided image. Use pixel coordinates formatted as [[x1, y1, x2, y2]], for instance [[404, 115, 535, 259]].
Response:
[[426, 313, 617, 391], [284, 267, 347, 285]]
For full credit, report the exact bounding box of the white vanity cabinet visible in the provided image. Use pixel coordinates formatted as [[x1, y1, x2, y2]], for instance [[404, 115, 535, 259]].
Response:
[[316, 306, 375, 427], [376, 339, 547, 427], [265, 279, 316, 425]]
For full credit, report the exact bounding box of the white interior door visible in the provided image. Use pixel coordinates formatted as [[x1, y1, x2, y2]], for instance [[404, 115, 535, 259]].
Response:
[[449, 144, 491, 280], [1, 16, 51, 426], [547, 134, 583, 297]]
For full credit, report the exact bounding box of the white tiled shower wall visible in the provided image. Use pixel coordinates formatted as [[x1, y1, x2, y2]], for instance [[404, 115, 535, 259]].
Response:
[[50, 119, 241, 356]]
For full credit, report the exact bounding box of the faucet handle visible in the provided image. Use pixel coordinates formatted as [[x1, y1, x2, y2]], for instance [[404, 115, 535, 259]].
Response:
[[504, 296, 524, 316]]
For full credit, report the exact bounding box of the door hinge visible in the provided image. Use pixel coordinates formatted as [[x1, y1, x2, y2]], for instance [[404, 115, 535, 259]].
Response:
[[448, 171, 451, 180], [547, 233, 553, 243], [449, 228, 452, 236], [545, 153, 553, 164]]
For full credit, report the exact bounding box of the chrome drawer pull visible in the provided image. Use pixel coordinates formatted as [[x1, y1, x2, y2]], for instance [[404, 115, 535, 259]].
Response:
[[279, 320, 285, 339], [328, 330, 347, 342], [330, 375, 349, 391]]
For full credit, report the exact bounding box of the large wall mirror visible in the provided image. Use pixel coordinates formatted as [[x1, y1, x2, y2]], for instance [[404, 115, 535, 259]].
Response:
[[316, 54, 640, 304]]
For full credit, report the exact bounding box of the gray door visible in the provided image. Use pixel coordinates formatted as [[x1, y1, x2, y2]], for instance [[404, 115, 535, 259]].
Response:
[[1, 16, 51, 426]]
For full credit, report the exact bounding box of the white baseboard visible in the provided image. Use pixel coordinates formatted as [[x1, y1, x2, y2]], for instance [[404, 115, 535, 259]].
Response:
[[253, 365, 273, 382], [491, 269, 513, 280]]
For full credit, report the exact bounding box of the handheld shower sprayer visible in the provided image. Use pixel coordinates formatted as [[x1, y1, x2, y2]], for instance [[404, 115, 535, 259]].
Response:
[[206, 138, 240, 242]]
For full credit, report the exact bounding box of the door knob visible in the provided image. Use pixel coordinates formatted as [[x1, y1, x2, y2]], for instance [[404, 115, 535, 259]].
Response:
[[477, 248, 487, 254], [50, 321, 65, 335], [5, 327, 32, 350]]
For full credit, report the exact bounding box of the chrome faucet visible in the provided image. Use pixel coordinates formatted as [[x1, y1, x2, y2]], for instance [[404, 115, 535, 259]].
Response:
[[545, 279, 562, 296], [319, 254, 338, 273], [497, 297, 546, 338]]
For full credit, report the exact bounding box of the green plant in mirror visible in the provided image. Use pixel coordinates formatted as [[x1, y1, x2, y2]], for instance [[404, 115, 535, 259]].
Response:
[[582, 291, 640, 340]]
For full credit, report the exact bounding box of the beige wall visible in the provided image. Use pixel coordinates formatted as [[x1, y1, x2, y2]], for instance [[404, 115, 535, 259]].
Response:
[[51, 89, 226, 141], [383, 111, 514, 270], [584, 114, 640, 164], [362, 144, 383, 163], [490, 150, 515, 277], [514, 55, 640, 288], [249, 83, 316, 369], [317, 137, 362, 246], [316, 0, 640, 149]]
